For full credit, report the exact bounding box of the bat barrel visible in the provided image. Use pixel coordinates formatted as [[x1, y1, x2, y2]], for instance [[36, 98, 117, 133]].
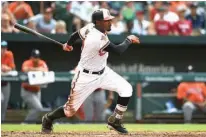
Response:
[[14, 23, 64, 47]]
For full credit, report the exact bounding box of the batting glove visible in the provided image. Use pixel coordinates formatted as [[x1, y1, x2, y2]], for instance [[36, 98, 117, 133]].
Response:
[[127, 35, 140, 44], [63, 43, 73, 52]]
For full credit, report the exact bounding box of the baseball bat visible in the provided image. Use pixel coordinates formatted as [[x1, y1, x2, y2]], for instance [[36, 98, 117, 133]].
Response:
[[14, 23, 63, 47]]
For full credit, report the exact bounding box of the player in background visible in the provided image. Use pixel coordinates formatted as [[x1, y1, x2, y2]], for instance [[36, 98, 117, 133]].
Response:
[[21, 49, 49, 123], [177, 65, 206, 123], [41, 8, 140, 134], [1, 41, 16, 121], [83, 89, 114, 122]]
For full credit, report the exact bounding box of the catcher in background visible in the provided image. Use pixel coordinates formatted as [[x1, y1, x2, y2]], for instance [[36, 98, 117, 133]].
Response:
[[177, 65, 206, 123]]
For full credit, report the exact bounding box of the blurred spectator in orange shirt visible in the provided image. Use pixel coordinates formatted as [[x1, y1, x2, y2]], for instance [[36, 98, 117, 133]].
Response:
[[173, 5, 192, 36], [154, 7, 173, 36], [9, 1, 34, 20], [177, 65, 206, 123], [1, 41, 16, 121], [1, 13, 19, 33], [169, 1, 187, 13]]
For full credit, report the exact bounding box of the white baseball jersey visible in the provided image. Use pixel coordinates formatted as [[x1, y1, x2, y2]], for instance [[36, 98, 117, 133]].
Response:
[[77, 23, 110, 71]]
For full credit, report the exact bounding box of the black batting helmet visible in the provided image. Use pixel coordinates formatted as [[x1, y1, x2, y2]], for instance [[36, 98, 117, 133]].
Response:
[[31, 49, 40, 58], [92, 8, 114, 23]]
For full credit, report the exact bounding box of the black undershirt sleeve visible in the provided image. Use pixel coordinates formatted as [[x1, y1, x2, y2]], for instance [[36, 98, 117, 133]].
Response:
[[104, 38, 132, 55], [66, 31, 81, 45]]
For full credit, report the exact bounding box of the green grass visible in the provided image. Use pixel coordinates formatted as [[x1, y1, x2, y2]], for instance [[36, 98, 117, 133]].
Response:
[[1, 124, 206, 132]]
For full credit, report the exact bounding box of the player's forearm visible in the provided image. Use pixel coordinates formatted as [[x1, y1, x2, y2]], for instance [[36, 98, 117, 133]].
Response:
[[1, 66, 12, 72], [34, 67, 48, 72], [22, 67, 32, 72], [66, 31, 81, 46], [105, 38, 132, 55], [2, 64, 14, 71]]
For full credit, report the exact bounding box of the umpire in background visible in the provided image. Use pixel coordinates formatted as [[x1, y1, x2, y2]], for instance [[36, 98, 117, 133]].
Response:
[[1, 41, 16, 121], [21, 49, 49, 123]]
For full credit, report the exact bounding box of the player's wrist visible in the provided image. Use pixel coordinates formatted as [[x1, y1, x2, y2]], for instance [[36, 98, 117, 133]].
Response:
[[126, 38, 132, 44], [63, 43, 70, 47], [127, 35, 140, 44], [63, 43, 73, 51]]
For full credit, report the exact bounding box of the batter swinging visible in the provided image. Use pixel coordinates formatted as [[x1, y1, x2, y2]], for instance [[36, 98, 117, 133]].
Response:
[[41, 8, 140, 134]]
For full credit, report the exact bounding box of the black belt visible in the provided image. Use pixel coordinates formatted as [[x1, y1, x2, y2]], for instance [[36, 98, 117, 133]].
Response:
[[83, 68, 105, 75]]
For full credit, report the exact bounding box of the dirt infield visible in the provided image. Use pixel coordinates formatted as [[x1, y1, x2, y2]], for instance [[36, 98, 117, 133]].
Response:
[[2, 131, 206, 137]]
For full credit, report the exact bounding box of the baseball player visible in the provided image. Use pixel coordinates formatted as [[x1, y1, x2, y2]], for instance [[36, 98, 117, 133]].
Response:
[[42, 8, 140, 134], [1, 41, 16, 121], [21, 49, 49, 123]]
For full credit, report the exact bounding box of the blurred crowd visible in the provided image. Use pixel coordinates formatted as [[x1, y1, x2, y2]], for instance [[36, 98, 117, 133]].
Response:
[[1, 1, 206, 36]]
